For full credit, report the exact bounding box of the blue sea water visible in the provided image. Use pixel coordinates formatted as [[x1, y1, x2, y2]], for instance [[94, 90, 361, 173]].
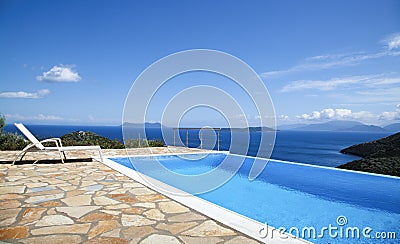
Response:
[[4, 124, 391, 167]]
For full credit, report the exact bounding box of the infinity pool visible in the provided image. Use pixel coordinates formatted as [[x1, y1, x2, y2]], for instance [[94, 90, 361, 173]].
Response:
[[108, 153, 400, 243]]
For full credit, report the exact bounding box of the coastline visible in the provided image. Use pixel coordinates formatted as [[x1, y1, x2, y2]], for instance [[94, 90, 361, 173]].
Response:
[[337, 132, 400, 177]]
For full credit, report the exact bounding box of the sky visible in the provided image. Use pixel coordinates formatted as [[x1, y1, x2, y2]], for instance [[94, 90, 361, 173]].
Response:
[[0, 0, 399, 127]]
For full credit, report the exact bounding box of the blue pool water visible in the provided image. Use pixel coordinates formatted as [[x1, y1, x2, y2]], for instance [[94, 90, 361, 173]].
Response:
[[111, 153, 400, 243]]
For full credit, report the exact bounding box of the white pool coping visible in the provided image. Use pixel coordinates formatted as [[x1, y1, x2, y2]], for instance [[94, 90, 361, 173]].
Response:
[[107, 150, 230, 158], [100, 154, 310, 244]]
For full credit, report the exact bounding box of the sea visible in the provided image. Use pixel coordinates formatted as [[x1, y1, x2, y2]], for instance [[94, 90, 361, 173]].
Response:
[[4, 124, 392, 167]]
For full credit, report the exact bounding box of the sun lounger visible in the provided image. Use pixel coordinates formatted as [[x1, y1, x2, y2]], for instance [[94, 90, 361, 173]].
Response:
[[12, 123, 103, 165]]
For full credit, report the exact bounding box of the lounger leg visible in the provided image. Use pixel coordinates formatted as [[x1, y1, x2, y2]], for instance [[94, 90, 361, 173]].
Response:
[[19, 151, 27, 162], [98, 149, 103, 162], [12, 151, 26, 166], [98, 149, 104, 162], [58, 150, 65, 164]]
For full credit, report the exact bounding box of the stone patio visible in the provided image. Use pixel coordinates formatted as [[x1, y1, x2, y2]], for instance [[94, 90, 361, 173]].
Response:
[[0, 147, 260, 243]]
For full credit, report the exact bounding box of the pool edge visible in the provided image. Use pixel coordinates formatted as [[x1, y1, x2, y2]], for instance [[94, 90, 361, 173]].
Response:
[[101, 156, 311, 244]]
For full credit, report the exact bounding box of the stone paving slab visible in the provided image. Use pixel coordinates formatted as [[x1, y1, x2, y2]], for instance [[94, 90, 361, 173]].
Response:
[[0, 148, 260, 243], [0, 147, 213, 163]]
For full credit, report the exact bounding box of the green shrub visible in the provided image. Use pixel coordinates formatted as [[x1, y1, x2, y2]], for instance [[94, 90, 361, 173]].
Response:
[[0, 114, 5, 133], [148, 139, 165, 147], [125, 138, 141, 148], [0, 115, 29, 150], [60, 131, 164, 149], [124, 138, 165, 148], [0, 133, 29, 150], [60, 131, 125, 149]]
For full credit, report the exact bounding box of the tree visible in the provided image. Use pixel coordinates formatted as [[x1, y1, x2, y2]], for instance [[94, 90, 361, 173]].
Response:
[[0, 114, 5, 133]]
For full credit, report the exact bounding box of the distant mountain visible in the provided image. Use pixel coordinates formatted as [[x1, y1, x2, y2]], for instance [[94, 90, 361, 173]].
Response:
[[221, 126, 276, 132], [346, 125, 387, 132], [338, 132, 400, 176], [278, 123, 307, 130], [122, 123, 276, 131], [250, 126, 276, 132], [384, 123, 400, 132], [279, 120, 388, 132], [123, 122, 164, 128], [293, 120, 364, 131]]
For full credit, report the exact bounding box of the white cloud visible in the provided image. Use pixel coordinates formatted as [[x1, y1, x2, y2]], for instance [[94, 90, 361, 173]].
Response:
[[0, 89, 50, 99], [353, 87, 400, 103], [5, 113, 63, 121], [297, 108, 375, 121], [35, 114, 63, 120], [367, 77, 400, 86], [296, 106, 399, 123], [281, 75, 366, 92], [382, 33, 400, 50], [261, 33, 400, 78], [379, 111, 400, 121], [331, 108, 351, 118], [261, 53, 347, 77], [298, 111, 318, 120], [281, 74, 400, 92], [279, 115, 289, 121], [261, 51, 397, 78], [36, 65, 81, 82], [379, 104, 400, 121]]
